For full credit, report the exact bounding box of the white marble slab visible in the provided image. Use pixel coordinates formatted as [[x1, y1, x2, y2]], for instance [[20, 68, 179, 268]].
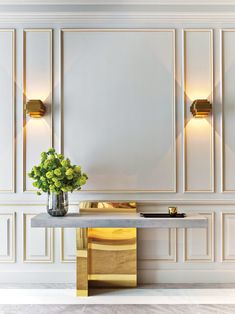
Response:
[[31, 213, 207, 229]]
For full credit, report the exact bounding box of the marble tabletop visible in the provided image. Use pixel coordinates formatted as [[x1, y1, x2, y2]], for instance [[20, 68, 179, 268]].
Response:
[[31, 213, 208, 229]]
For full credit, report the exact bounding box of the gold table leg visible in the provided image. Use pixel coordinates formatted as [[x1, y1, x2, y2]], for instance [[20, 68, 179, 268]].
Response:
[[76, 227, 137, 297], [76, 228, 88, 297], [76, 201, 137, 297]]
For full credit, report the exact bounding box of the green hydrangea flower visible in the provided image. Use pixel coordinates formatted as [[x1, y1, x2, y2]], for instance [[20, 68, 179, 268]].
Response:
[[55, 181, 61, 188], [75, 166, 81, 173], [46, 171, 53, 179], [28, 172, 33, 178], [62, 158, 70, 167], [48, 147, 55, 154], [65, 168, 73, 176], [41, 152, 47, 159], [43, 160, 50, 169], [80, 176, 87, 185], [48, 154, 55, 161], [54, 169, 62, 176], [28, 148, 88, 195]]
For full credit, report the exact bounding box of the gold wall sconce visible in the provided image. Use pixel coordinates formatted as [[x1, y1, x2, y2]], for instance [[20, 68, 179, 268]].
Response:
[[190, 99, 212, 118], [25, 99, 46, 118]]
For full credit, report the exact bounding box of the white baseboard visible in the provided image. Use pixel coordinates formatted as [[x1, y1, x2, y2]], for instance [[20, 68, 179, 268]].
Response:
[[0, 272, 76, 283], [1, 270, 235, 283], [138, 270, 235, 284]]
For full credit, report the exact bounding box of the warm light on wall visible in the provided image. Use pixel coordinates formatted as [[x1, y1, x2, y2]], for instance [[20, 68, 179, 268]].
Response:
[[25, 99, 46, 118], [190, 99, 212, 118]]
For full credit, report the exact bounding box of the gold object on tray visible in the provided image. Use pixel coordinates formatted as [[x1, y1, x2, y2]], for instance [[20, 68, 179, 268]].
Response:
[[76, 202, 137, 297], [168, 206, 178, 216]]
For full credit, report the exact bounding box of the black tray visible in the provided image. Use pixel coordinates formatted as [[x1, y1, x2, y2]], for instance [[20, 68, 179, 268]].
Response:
[[140, 213, 186, 218]]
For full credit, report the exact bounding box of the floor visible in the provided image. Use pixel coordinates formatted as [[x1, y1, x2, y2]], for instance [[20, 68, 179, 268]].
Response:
[[1, 304, 235, 314], [0, 284, 235, 313]]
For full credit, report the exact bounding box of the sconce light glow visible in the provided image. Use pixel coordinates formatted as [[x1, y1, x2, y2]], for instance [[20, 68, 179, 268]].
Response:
[[26, 99, 46, 118], [190, 99, 212, 118]]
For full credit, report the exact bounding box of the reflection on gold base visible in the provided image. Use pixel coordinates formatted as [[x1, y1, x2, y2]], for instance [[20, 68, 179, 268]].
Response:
[[76, 289, 88, 297], [76, 202, 137, 297], [89, 274, 137, 287], [76, 229, 88, 296]]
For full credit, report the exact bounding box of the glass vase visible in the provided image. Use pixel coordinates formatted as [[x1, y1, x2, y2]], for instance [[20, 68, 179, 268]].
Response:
[[47, 191, 68, 217]]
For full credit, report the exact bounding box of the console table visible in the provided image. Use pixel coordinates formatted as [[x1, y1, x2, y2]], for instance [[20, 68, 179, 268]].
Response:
[[31, 202, 208, 297]]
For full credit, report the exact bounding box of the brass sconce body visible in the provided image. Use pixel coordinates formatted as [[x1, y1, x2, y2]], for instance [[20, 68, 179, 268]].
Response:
[[26, 99, 46, 118], [190, 99, 212, 118]]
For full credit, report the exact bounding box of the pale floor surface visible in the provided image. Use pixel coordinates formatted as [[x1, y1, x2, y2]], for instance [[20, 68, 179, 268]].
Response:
[[0, 284, 235, 314], [0, 283, 235, 289], [1, 304, 235, 314]]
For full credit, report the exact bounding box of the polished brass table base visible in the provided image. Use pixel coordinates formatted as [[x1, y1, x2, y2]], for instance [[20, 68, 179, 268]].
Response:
[[76, 202, 137, 297]]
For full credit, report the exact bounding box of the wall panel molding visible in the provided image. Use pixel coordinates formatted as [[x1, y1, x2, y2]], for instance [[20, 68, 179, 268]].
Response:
[[0, 213, 15, 263], [60, 228, 76, 262], [221, 212, 235, 262], [2, 200, 235, 205], [138, 228, 177, 262], [183, 29, 214, 193], [221, 29, 235, 192], [23, 28, 53, 192], [61, 28, 176, 193], [2, 0, 235, 5], [2, 11, 235, 24], [183, 212, 214, 262], [23, 213, 53, 263], [0, 29, 15, 193], [0, 24, 235, 283]]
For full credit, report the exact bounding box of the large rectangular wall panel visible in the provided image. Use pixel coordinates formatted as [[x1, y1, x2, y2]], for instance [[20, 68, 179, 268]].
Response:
[[184, 29, 214, 192], [222, 30, 235, 191], [0, 213, 15, 262], [23, 213, 53, 262], [23, 29, 53, 192], [0, 30, 15, 192], [61, 29, 176, 192]]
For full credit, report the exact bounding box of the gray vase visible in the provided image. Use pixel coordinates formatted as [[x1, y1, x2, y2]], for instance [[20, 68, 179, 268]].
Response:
[[47, 191, 68, 217]]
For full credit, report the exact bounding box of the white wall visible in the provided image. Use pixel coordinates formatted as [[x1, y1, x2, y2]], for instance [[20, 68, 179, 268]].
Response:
[[1, 3, 235, 283]]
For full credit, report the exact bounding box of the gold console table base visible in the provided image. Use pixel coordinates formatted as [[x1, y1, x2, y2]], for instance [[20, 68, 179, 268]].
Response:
[[76, 202, 137, 297]]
